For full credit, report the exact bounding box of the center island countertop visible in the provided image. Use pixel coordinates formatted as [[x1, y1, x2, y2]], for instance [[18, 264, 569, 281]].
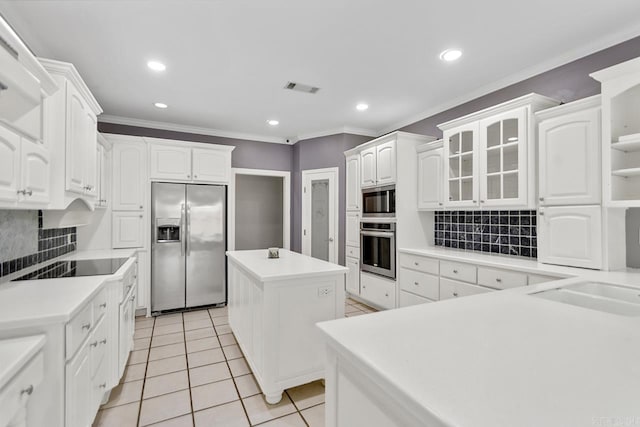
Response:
[[226, 249, 348, 282]]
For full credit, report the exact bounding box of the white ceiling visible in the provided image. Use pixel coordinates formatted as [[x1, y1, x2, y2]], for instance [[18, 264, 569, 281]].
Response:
[[2, 0, 640, 144]]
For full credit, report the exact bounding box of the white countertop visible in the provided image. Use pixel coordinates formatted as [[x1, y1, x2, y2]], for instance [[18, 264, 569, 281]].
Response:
[[400, 246, 640, 288], [0, 335, 45, 388], [318, 280, 640, 427], [226, 249, 348, 282], [0, 249, 137, 329]]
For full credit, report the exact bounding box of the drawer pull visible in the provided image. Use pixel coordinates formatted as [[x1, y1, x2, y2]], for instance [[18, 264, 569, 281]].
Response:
[[21, 385, 34, 396], [453, 292, 459, 297], [90, 341, 98, 348], [131, 295, 136, 302], [495, 278, 502, 283], [100, 339, 107, 345], [99, 383, 107, 389], [82, 323, 91, 331], [100, 303, 107, 308], [414, 281, 419, 286], [385, 292, 389, 297], [452, 269, 458, 274], [414, 262, 419, 266]]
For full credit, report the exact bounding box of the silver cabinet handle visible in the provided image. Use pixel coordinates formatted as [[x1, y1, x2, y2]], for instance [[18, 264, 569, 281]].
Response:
[[539, 211, 545, 216], [480, 200, 485, 203], [25, 189, 33, 196], [414, 262, 419, 266], [496, 278, 502, 283], [99, 383, 106, 389], [100, 302, 107, 308], [438, 202, 443, 206], [100, 339, 107, 345], [21, 385, 34, 396], [139, 205, 143, 209], [453, 292, 459, 297], [453, 269, 458, 274], [539, 197, 544, 201], [131, 295, 136, 302], [414, 281, 419, 286], [194, 175, 198, 179], [187, 174, 191, 178], [385, 292, 389, 297], [139, 214, 143, 218], [90, 341, 98, 347], [472, 200, 477, 203], [82, 323, 91, 330]]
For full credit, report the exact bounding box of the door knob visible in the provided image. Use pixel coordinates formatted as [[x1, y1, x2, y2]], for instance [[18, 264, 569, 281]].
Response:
[[328, 237, 334, 242]]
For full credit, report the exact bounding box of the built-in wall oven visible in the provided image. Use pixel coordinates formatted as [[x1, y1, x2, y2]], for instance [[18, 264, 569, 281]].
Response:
[[360, 222, 396, 279], [362, 185, 395, 218]]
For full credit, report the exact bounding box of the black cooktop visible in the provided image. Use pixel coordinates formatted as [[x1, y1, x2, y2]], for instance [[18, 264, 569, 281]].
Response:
[[13, 258, 129, 281]]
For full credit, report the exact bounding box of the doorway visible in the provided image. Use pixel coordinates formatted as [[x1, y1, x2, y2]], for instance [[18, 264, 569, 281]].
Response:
[[302, 167, 338, 263]]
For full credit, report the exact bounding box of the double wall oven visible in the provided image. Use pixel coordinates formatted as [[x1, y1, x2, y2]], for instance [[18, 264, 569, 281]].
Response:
[[360, 222, 396, 280]]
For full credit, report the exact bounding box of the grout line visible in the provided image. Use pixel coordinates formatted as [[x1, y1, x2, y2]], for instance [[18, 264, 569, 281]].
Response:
[[176, 312, 196, 427], [136, 315, 155, 427]]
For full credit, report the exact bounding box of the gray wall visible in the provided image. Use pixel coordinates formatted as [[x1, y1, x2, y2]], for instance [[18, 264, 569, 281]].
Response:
[[291, 133, 372, 266], [235, 175, 284, 250]]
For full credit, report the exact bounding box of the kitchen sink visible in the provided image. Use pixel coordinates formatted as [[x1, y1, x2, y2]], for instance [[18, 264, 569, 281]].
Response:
[[531, 282, 640, 316]]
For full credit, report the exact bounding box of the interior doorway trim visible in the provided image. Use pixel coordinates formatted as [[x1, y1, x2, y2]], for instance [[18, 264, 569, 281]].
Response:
[[228, 168, 291, 251], [301, 167, 339, 263]]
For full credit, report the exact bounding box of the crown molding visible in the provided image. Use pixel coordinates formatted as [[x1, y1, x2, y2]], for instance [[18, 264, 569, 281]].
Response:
[[98, 115, 289, 145], [295, 126, 378, 143], [39, 58, 103, 114], [377, 22, 640, 135]]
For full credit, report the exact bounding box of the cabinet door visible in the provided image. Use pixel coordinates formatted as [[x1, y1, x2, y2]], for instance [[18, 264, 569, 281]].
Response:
[[192, 148, 230, 183], [65, 341, 92, 427], [539, 108, 601, 205], [112, 142, 146, 211], [345, 212, 360, 248], [345, 154, 360, 211], [360, 147, 377, 187], [479, 107, 527, 207], [149, 144, 191, 180], [99, 145, 110, 207], [538, 206, 602, 269], [136, 250, 147, 310], [20, 140, 50, 204], [83, 112, 98, 198], [65, 83, 87, 194], [0, 124, 21, 204], [118, 290, 134, 376], [112, 212, 144, 248], [417, 147, 443, 210], [94, 145, 102, 206], [376, 141, 396, 185], [345, 257, 360, 295], [443, 123, 479, 208]]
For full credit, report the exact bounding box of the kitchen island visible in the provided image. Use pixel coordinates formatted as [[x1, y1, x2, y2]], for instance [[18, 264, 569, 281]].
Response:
[[226, 249, 348, 403], [318, 277, 640, 427]]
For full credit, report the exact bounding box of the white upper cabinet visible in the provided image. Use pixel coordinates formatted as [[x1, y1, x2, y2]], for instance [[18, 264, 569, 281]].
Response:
[[65, 83, 88, 195], [537, 96, 602, 206], [0, 124, 21, 203], [443, 123, 479, 208], [345, 154, 360, 211], [538, 205, 602, 269], [417, 141, 443, 210], [95, 134, 111, 208], [479, 107, 527, 207], [112, 141, 146, 211], [360, 147, 377, 187], [20, 140, 51, 204], [112, 211, 145, 248], [376, 141, 396, 185], [438, 94, 559, 209], [149, 141, 232, 184]]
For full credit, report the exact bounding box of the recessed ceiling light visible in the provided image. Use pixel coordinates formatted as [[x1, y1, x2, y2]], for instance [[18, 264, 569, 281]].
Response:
[[439, 49, 462, 62], [356, 103, 369, 111], [147, 60, 166, 72], [267, 119, 279, 126], [154, 102, 168, 109]]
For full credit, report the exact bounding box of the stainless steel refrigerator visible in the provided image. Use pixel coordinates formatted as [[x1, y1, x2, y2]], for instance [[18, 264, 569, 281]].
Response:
[[151, 182, 226, 313]]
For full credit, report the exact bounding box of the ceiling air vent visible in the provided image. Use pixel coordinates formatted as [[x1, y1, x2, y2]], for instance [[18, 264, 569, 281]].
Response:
[[284, 81, 320, 94]]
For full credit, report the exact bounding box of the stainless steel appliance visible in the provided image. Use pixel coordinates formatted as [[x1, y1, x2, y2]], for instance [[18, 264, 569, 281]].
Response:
[[362, 185, 396, 218], [360, 222, 396, 279], [13, 258, 129, 280], [151, 182, 226, 313]]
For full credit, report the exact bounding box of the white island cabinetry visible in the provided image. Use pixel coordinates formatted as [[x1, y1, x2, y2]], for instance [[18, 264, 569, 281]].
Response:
[[226, 249, 347, 404]]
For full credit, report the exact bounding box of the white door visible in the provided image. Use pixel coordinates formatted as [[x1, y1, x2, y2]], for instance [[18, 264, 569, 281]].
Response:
[[417, 147, 443, 210], [112, 212, 144, 248], [538, 206, 602, 269], [20, 140, 50, 205], [360, 147, 377, 187], [539, 107, 601, 205], [192, 148, 230, 183], [376, 140, 396, 185], [345, 212, 360, 248], [345, 154, 360, 211], [345, 257, 360, 295], [479, 107, 527, 207], [302, 168, 338, 263], [0, 124, 21, 204], [65, 83, 87, 195], [443, 123, 479, 208], [112, 142, 146, 211], [149, 144, 191, 180]]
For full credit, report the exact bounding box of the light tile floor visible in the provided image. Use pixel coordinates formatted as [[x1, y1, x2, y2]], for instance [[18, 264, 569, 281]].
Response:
[[93, 298, 376, 427]]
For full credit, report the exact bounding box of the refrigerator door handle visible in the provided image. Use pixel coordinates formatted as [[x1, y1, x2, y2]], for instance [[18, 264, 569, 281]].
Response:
[[186, 203, 192, 256], [180, 203, 185, 256]]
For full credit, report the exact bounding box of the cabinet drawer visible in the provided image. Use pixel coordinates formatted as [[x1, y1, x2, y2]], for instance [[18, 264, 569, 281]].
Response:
[[440, 261, 476, 284], [90, 315, 108, 379], [399, 254, 438, 275], [477, 267, 527, 290], [66, 302, 93, 360], [121, 267, 135, 303], [0, 350, 44, 427], [528, 274, 562, 285], [399, 269, 439, 300], [399, 291, 434, 308], [439, 278, 491, 300], [360, 273, 396, 310], [346, 245, 360, 259], [91, 355, 109, 416], [92, 287, 108, 323]]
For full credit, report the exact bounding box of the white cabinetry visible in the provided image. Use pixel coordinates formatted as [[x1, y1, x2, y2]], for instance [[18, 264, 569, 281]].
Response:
[[149, 141, 232, 184], [345, 212, 360, 248], [538, 206, 602, 269], [112, 140, 146, 211], [345, 154, 360, 211], [0, 125, 20, 203], [439, 94, 559, 209], [360, 272, 396, 310], [360, 141, 396, 188], [360, 147, 377, 187], [95, 134, 111, 208], [345, 257, 360, 295], [537, 96, 602, 206], [112, 212, 144, 249], [417, 141, 443, 210], [20, 139, 51, 205]]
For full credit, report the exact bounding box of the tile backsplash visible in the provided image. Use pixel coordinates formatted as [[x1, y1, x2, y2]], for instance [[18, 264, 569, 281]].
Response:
[[0, 211, 77, 278], [435, 210, 537, 258]]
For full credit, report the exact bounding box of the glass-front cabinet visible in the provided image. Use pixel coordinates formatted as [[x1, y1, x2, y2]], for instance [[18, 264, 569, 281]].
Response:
[[479, 107, 527, 206], [443, 123, 479, 208]]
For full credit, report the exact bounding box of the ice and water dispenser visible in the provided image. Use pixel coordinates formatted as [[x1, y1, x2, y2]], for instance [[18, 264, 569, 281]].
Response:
[[156, 218, 181, 243]]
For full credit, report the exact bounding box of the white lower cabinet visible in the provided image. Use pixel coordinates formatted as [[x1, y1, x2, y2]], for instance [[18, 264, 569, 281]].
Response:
[[538, 206, 602, 269], [345, 257, 360, 295], [398, 291, 433, 307], [65, 339, 92, 427], [112, 212, 145, 248], [477, 266, 528, 290], [345, 212, 360, 248], [439, 277, 491, 300], [360, 272, 396, 310], [398, 269, 439, 300]]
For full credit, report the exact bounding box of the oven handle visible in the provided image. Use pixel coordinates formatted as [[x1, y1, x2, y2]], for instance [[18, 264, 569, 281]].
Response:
[[360, 230, 394, 238]]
